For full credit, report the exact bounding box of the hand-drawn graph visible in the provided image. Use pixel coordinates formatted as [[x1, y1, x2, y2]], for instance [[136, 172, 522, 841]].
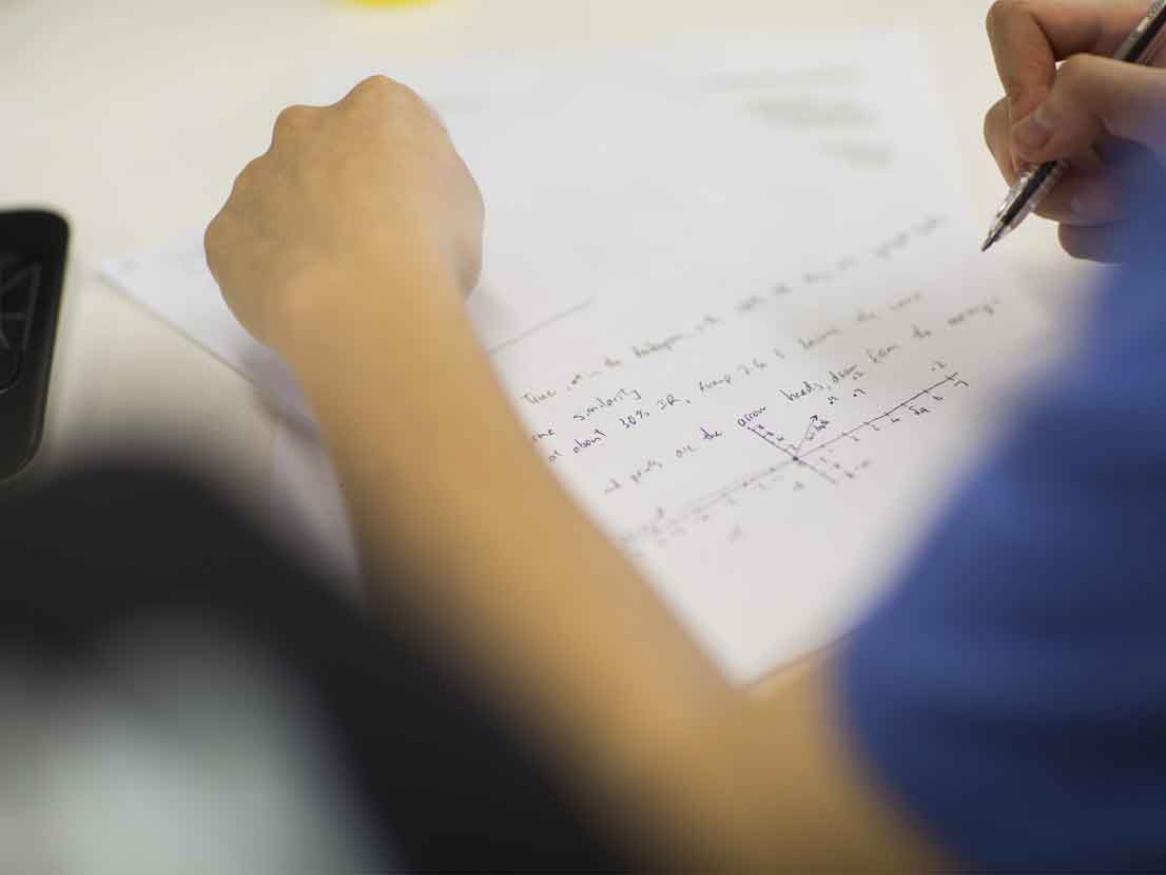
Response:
[[622, 372, 969, 548], [744, 372, 966, 485]]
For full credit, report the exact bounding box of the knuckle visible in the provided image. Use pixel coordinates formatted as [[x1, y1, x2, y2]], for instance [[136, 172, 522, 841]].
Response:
[[1057, 54, 1095, 90], [367, 75, 423, 109], [230, 156, 262, 196], [363, 73, 395, 91], [983, 98, 1007, 146], [232, 166, 253, 194], [203, 217, 219, 256], [352, 74, 397, 101], [203, 216, 227, 270], [391, 83, 424, 111], [274, 104, 311, 137], [985, 0, 1019, 36]]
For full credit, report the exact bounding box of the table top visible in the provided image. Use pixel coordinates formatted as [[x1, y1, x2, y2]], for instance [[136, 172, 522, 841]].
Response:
[[0, 0, 1089, 501]]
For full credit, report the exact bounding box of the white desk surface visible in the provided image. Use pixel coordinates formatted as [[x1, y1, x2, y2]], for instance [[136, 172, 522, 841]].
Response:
[[1, 0, 1089, 502]]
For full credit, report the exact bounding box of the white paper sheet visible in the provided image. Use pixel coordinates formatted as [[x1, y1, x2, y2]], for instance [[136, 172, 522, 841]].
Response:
[[105, 31, 1050, 681], [104, 233, 311, 420]]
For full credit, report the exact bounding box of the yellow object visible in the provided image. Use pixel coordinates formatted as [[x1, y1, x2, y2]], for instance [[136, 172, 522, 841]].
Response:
[[345, 0, 435, 5]]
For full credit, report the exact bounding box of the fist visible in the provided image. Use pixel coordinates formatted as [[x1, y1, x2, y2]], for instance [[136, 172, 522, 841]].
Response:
[[205, 76, 484, 351]]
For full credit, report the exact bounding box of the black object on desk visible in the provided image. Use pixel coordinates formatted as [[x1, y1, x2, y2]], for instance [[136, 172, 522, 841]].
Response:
[[0, 210, 68, 481]]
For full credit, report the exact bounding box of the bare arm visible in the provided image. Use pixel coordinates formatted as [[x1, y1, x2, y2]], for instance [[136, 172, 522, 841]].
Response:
[[205, 76, 936, 870]]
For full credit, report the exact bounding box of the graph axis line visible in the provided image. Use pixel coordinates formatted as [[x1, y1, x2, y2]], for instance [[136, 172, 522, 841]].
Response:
[[800, 372, 959, 458], [746, 424, 838, 485]]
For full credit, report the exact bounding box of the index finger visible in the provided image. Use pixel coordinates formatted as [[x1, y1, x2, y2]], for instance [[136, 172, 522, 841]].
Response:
[[986, 0, 1147, 123]]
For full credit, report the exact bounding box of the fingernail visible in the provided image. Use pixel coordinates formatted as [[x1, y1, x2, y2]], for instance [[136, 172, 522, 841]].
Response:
[[1013, 107, 1052, 154]]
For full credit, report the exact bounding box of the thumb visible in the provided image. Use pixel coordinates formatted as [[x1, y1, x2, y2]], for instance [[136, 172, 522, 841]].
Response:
[[1011, 54, 1166, 164]]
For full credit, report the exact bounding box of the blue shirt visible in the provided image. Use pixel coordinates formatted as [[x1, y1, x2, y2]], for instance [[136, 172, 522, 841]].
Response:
[[839, 164, 1166, 871]]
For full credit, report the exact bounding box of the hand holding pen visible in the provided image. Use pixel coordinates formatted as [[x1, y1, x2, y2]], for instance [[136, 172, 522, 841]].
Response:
[[982, 0, 1166, 257]]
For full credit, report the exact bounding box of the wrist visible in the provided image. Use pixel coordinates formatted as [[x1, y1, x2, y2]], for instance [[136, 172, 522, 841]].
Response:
[[270, 253, 470, 371]]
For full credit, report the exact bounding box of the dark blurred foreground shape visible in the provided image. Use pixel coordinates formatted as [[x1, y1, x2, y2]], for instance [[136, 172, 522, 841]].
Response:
[[0, 210, 68, 480], [0, 464, 630, 873]]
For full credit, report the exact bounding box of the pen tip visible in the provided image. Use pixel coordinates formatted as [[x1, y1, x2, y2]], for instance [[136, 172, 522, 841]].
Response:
[[980, 237, 993, 253], [981, 227, 1002, 252]]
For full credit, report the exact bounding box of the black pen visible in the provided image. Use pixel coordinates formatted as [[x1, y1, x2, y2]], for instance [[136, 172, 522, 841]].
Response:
[[982, 0, 1166, 251]]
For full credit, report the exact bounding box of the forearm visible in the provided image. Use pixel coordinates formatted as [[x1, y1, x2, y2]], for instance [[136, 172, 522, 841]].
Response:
[[283, 267, 934, 869], [286, 269, 716, 691], [282, 267, 732, 859]]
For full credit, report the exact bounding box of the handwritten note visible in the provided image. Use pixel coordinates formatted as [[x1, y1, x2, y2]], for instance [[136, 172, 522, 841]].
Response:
[[108, 32, 1050, 681], [480, 208, 1041, 680]]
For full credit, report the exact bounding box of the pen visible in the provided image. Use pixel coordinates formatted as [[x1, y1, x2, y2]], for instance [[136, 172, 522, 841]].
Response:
[[982, 0, 1166, 251]]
